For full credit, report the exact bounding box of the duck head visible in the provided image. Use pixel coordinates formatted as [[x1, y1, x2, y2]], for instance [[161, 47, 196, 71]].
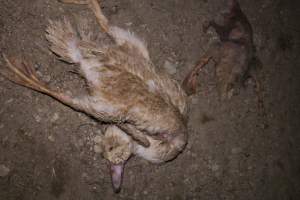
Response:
[[95, 125, 133, 193]]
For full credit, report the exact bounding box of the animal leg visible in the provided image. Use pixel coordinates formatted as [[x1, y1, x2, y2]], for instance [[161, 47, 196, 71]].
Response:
[[1, 55, 151, 147], [182, 57, 211, 96], [1, 54, 90, 113], [60, 0, 109, 33], [60, 0, 150, 60]]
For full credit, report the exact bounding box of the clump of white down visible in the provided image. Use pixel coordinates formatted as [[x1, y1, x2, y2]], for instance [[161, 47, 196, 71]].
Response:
[[67, 26, 150, 87], [133, 136, 164, 163], [109, 26, 150, 60], [110, 27, 158, 93], [67, 38, 101, 86], [146, 79, 157, 92]]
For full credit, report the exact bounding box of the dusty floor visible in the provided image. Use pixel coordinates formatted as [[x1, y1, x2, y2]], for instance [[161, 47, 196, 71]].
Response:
[[0, 0, 299, 199]]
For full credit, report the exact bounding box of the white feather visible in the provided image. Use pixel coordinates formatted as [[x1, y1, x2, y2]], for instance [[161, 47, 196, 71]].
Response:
[[109, 26, 150, 60], [80, 59, 102, 86], [67, 39, 82, 63]]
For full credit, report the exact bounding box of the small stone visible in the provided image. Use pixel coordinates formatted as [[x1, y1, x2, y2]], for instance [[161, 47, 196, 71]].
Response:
[[163, 60, 177, 75], [261, 123, 269, 129], [0, 124, 4, 129], [191, 152, 197, 158], [0, 164, 10, 177], [112, 5, 118, 13], [186, 142, 192, 150], [50, 113, 59, 123], [48, 135, 55, 142], [125, 22, 133, 26], [95, 129, 102, 135], [34, 63, 42, 70], [81, 172, 88, 179], [34, 115, 42, 123], [184, 178, 190, 184], [66, 90, 72, 96], [191, 96, 198, 105], [227, 89, 234, 99], [186, 150, 191, 155], [215, 171, 222, 177], [36, 70, 43, 77], [37, 108, 44, 113], [245, 78, 255, 87], [140, 24, 147, 29], [94, 145, 102, 153], [231, 147, 242, 154], [143, 190, 148, 195], [77, 139, 84, 147], [93, 135, 103, 144], [211, 164, 219, 172], [24, 131, 32, 137], [43, 75, 51, 83], [5, 98, 13, 104]]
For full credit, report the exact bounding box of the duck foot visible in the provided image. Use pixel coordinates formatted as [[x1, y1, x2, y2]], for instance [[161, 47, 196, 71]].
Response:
[[182, 57, 211, 96]]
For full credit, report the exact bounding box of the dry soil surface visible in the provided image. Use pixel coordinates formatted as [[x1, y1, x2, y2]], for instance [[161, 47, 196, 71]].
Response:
[[0, 0, 299, 199]]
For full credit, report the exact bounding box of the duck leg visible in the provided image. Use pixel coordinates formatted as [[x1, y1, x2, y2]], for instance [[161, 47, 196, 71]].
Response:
[[60, 0, 109, 33], [182, 57, 211, 96], [1, 55, 112, 122], [1, 55, 89, 111], [1, 54, 151, 147]]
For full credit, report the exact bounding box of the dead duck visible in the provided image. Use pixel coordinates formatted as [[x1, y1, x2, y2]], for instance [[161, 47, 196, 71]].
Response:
[[1, 0, 194, 192], [94, 124, 187, 192], [201, 0, 260, 99]]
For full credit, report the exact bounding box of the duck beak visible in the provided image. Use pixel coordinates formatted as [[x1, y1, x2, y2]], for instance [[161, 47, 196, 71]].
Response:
[[110, 163, 124, 193]]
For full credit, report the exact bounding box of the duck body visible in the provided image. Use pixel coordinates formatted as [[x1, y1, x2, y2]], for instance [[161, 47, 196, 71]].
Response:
[[2, 0, 189, 192], [46, 18, 188, 155], [204, 0, 259, 99]]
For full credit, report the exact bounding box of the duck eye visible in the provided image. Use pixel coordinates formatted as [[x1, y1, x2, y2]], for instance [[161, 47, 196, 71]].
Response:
[[108, 146, 113, 151]]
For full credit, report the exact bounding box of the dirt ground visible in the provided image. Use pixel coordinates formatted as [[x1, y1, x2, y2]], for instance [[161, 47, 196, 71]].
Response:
[[0, 0, 299, 199]]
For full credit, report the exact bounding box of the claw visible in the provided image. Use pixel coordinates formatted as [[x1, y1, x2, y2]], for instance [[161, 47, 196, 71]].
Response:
[[2, 54, 50, 94]]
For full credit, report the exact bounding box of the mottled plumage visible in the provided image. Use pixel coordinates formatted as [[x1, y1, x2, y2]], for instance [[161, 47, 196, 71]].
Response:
[[1, 0, 189, 192]]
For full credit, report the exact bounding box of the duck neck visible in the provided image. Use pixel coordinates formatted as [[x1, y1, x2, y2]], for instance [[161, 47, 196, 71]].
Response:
[[133, 126, 188, 163]]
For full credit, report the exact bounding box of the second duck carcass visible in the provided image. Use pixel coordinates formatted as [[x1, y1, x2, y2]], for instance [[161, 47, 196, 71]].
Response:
[[203, 0, 261, 99]]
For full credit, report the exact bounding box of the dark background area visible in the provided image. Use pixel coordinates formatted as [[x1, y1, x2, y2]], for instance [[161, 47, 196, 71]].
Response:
[[0, 0, 299, 199]]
